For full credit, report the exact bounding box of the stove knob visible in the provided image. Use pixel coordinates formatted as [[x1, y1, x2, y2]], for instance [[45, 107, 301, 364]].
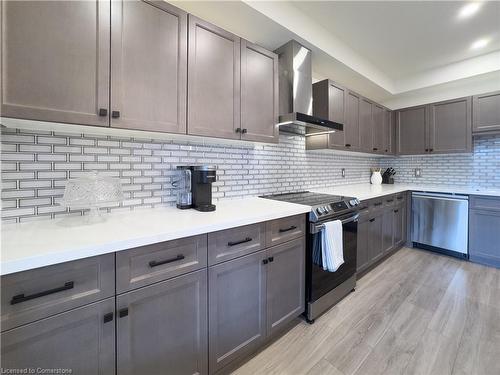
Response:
[[349, 199, 357, 206], [316, 207, 324, 215]]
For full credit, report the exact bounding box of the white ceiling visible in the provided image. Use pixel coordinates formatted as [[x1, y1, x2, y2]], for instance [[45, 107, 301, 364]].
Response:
[[292, 1, 500, 79], [172, 0, 500, 108]]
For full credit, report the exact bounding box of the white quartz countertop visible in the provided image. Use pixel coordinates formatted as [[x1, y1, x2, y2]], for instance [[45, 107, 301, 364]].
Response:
[[311, 183, 500, 201], [0, 197, 310, 276]]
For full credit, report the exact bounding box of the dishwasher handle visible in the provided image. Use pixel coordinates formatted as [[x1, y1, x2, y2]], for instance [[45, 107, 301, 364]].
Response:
[[411, 192, 469, 201]]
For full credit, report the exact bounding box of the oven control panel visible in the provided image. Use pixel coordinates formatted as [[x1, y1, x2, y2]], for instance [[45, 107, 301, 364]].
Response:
[[312, 198, 360, 220]]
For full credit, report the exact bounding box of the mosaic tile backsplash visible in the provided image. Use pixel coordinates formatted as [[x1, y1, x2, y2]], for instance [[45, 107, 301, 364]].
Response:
[[1, 127, 499, 223], [1, 128, 380, 222]]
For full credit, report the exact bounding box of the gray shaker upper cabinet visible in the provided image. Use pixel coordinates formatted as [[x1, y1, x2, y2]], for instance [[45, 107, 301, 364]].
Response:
[[240, 40, 279, 143], [428, 96, 472, 154], [344, 90, 361, 150], [395, 105, 427, 155], [1, 0, 110, 126], [472, 90, 500, 134], [372, 104, 385, 153], [359, 98, 374, 152], [383, 109, 394, 154], [110, 0, 187, 133], [312, 79, 346, 147], [187, 15, 241, 140]]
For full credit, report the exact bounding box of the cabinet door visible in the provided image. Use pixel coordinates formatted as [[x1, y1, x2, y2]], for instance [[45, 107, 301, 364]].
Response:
[[356, 217, 371, 272], [372, 104, 385, 153], [117, 269, 208, 375], [209, 250, 267, 373], [393, 203, 406, 248], [344, 90, 361, 150], [428, 97, 472, 153], [396, 105, 427, 155], [1, 298, 115, 374], [267, 238, 305, 337], [1, 0, 110, 126], [241, 40, 279, 143], [187, 15, 241, 139], [469, 209, 500, 268], [473, 91, 500, 133], [110, 0, 187, 133], [382, 206, 394, 254], [326, 81, 347, 147], [383, 109, 393, 154], [359, 98, 373, 151], [369, 214, 384, 263]]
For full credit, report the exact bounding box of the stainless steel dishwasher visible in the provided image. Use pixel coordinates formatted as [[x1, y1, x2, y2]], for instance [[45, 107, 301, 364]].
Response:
[[411, 192, 469, 258]]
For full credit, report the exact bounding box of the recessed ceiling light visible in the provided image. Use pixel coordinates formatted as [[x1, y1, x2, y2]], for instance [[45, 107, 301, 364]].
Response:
[[471, 38, 490, 49], [458, 2, 482, 19]]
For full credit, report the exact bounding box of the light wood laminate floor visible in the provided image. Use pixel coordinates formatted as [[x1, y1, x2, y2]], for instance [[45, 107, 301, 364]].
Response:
[[232, 247, 500, 375]]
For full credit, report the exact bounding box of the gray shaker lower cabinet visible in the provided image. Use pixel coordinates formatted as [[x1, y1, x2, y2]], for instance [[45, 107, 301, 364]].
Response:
[[356, 215, 371, 273], [393, 203, 406, 248], [382, 205, 394, 254], [117, 269, 208, 375], [1, 297, 115, 375], [266, 238, 305, 337], [469, 209, 500, 268], [208, 250, 267, 373]]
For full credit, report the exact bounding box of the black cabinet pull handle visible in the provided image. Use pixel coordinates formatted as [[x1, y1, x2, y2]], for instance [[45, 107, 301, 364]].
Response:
[[111, 110, 120, 118], [386, 199, 394, 203], [279, 225, 297, 233], [373, 148, 378, 151], [103, 312, 114, 323], [425, 148, 429, 152], [228, 237, 252, 247], [242, 128, 248, 134], [10, 281, 74, 305], [149, 255, 184, 268], [429, 148, 433, 152], [235, 128, 241, 133], [119, 308, 128, 318], [369, 218, 375, 222], [397, 196, 403, 200], [394, 209, 399, 213], [374, 202, 382, 206], [268, 257, 274, 263], [99, 108, 108, 117], [345, 144, 351, 147], [262, 259, 269, 265]]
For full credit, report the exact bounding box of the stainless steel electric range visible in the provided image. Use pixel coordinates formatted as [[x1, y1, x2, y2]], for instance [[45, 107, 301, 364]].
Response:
[[261, 191, 360, 323]]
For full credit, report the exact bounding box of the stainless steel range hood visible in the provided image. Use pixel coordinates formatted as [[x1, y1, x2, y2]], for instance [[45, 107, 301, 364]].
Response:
[[274, 40, 343, 136]]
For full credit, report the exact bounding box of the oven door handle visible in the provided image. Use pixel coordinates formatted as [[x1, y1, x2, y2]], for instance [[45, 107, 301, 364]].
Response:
[[310, 213, 359, 234]]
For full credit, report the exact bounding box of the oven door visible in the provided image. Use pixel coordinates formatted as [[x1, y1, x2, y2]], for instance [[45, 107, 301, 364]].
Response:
[[306, 212, 358, 303]]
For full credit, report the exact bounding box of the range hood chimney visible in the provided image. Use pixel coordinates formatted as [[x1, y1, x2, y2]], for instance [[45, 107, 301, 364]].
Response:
[[274, 40, 343, 135]]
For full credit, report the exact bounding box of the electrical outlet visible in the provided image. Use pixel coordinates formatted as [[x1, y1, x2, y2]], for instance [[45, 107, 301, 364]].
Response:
[[341, 168, 346, 178], [415, 168, 422, 178]]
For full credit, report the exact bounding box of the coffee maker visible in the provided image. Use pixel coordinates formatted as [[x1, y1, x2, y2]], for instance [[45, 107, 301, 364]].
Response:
[[175, 166, 217, 212]]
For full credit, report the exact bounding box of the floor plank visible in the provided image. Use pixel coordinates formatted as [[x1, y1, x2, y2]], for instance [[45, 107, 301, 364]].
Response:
[[232, 248, 500, 375]]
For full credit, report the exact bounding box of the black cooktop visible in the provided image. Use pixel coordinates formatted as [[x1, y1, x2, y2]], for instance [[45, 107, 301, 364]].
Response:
[[260, 191, 346, 207]]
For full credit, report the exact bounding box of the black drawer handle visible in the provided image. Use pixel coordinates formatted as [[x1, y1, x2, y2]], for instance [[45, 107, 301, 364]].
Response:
[[373, 148, 378, 151], [268, 257, 274, 263], [103, 312, 114, 323], [386, 199, 394, 203], [263, 259, 269, 265], [394, 209, 399, 213], [149, 255, 185, 268], [119, 308, 128, 318], [228, 237, 252, 247], [111, 110, 120, 118], [369, 218, 375, 222], [374, 202, 383, 206], [99, 108, 108, 117], [235, 127, 241, 133], [397, 196, 404, 200], [242, 128, 248, 134], [345, 144, 351, 147], [279, 225, 297, 233], [10, 281, 74, 305]]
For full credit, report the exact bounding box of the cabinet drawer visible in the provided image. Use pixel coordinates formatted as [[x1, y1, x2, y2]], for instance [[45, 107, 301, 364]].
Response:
[[395, 193, 406, 204], [370, 198, 385, 211], [266, 215, 306, 247], [470, 195, 500, 211], [116, 235, 207, 293], [1, 254, 114, 332], [208, 223, 266, 265], [383, 195, 396, 207]]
